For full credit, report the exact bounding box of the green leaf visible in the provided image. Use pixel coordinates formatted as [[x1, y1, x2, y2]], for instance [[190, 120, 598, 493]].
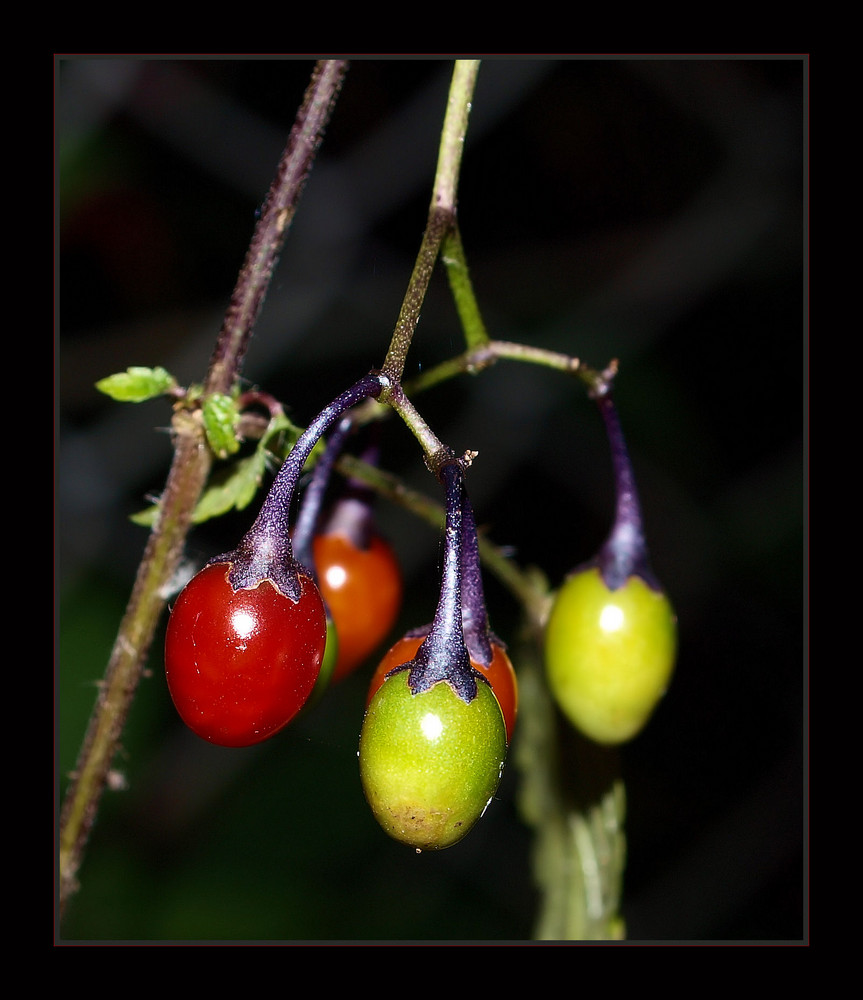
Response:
[[259, 411, 302, 462], [202, 393, 241, 459], [95, 366, 177, 402], [192, 450, 268, 521], [130, 411, 301, 528], [130, 450, 266, 527], [129, 504, 160, 528]]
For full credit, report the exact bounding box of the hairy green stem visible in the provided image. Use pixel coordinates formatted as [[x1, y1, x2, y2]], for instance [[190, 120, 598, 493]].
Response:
[[514, 635, 627, 941], [381, 60, 479, 385], [441, 225, 490, 349], [403, 339, 584, 396], [59, 420, 211, 913], [379, 378, 451, 473]]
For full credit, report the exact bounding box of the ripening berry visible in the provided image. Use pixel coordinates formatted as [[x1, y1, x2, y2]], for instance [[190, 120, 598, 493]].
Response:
[[544, 566, 677, 745], [359, 669, 507, 850]]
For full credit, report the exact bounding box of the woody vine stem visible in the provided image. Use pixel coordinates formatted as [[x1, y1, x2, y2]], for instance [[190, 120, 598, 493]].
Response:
[[59, 59, 623, 938], [58, 59, 349, 916]]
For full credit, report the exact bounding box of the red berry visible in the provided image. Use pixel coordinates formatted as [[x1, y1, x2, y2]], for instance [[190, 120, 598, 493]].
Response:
[[367, 634, 518, 743], [313, 531, 402, 682], [164, 561, 327, 747]]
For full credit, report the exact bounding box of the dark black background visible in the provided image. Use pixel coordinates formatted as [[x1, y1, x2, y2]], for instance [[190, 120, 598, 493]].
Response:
[[57, 57, 806, 943]]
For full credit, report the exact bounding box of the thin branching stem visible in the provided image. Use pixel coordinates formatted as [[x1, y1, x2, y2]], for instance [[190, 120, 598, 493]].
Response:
[[380, 60, 479, 386], [441, 225, 490, 349]]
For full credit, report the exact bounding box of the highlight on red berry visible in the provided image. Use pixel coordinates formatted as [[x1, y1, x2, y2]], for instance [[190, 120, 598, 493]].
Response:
[[165, 561, 328, 747]]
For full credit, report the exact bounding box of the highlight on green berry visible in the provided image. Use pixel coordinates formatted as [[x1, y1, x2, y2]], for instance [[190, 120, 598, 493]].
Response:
[[544, 384, 678, 745], [544, 565, 677, 745], [358, 669, 507, 851]]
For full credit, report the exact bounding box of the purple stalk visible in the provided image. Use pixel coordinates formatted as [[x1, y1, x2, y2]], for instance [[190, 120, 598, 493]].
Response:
[[313, 423, 384, 551], [459, 489, 494, 668], [594, 391, 658, 591], [291, 415, 354, 574], [213, 372, 386, 599], [405, 460, 477, 702]]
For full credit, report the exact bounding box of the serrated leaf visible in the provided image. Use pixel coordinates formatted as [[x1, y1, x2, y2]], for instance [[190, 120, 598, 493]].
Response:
[[130, 449, 268, 528], [191, 450, 267, 522], [128, 410, 299, 529], [95, 366, 176, 402], [202, 393, 241, 458]]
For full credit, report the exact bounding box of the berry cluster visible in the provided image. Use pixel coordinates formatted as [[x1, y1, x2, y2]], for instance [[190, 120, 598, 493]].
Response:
[[163, 367, 675, 850]]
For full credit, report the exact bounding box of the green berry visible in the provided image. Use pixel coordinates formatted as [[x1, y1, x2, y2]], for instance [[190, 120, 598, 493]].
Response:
[[544, 566, 677, 745], [305, 617, 340, 709], [359, 670, 507, 850]]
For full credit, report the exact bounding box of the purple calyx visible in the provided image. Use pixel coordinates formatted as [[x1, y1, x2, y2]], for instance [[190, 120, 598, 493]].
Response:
[[402, 459, 486, 704]]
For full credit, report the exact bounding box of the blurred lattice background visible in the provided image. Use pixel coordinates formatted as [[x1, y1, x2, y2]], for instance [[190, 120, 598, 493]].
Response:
[[57, 57, 805, 942]]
